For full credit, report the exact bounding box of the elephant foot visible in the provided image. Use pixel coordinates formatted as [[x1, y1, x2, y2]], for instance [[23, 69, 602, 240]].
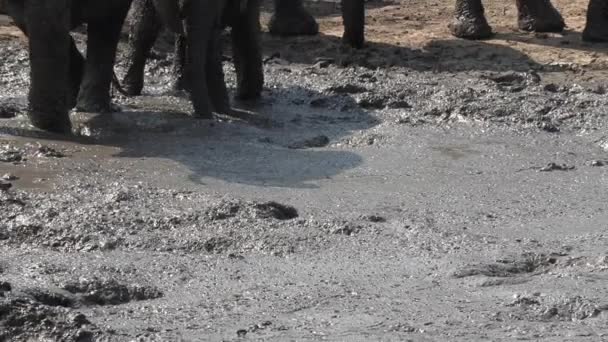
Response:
[[343, 30, 365, 49], [450, 15, 493, 39], [121, 72, 144, 97], [516, 0, 565, 32], [583, 25, 608, 42], [75, 99, 119, 114], [28, 112, 72, 134], [191, 111, 214, 120], [236, 86, 262, 102], [582, 1, 608, 42], [269, 6, 319, 36]]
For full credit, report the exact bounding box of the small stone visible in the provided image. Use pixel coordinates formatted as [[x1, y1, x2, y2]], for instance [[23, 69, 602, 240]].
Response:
[[36, 146, 65, 158], [314, 58, 334, 68], [288, 135, 330, 149], [588, 160, 605, 167], [364, 215, 386, 223], [539, 163, 575, 172], [0, 150, 23, 163], [2, 173, 18, 181], [0, 281, 12, 292], [236, 329, 248, 337], [0, 181, 12, 191]]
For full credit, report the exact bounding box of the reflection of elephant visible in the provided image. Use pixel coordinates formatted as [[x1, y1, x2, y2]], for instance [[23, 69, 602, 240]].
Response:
[[5, 0, 178, 133], [450, 0, 608, 42], [122, 0, 365, 101]]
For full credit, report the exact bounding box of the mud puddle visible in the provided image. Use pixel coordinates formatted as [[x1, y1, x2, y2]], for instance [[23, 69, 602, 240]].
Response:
[[2, 0, 608, 340]]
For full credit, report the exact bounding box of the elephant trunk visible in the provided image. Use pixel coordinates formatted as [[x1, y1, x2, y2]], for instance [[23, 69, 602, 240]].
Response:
[[151, 0, 183, 34]]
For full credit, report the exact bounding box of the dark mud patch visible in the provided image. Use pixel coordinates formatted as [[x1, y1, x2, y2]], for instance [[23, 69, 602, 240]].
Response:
[[205, 199, 298, 221], [23, 288, 74, 308], [62, 278, 162, 306], [0, 297, 101, 342], [452, 252, 562, 279], [504, 295, 608, 322]]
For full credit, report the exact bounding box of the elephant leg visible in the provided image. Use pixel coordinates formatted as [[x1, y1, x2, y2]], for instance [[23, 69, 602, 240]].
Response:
[[76, 7, 130, 113], [206, 28, 231, 114], [23, 0, 72, 133], [185, 0, 217, 119], [122, 0, 162, 96], [231, 0, 263, 100], [341, 0, 365, 48], [582, 0, 608, 42], [269, 0, 318, 36], [516, 0, 565, 32], [171, 33, 191, 93], [450, 0, 492, 39], [68, 39, 84, 109]]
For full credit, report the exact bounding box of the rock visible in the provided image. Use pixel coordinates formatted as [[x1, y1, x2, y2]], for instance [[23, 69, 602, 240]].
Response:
[[0, 181, 12, 191], [236, 329, 248, 337], [0, 103, 19, 118], [1, 173, 17, 181], [0, 281, 11, 292], [538, 163, 575, 172], [0, 149, 23, 163], [35, 146, 65, 158]]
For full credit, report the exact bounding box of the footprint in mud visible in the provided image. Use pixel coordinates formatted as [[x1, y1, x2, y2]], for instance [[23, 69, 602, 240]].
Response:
[[62, 278, 162, 306], [0, 297, 100, 341], [452, 252, 563, 286]]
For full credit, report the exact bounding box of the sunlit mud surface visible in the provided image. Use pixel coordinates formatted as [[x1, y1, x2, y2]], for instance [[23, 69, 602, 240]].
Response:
[[1, 0, 608, 340]]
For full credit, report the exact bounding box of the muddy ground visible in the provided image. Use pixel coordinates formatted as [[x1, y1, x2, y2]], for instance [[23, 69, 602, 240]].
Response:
[[1, 0, 608, 341]]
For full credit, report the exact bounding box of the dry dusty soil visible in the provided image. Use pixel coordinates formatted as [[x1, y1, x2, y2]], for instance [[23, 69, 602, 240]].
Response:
[[1, 0, 608, 341]]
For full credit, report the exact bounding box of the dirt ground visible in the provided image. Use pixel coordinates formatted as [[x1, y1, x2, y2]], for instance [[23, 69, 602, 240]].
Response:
[[1, 1, 608, 341]]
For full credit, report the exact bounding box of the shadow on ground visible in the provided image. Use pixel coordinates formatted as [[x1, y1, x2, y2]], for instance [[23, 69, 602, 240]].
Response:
[[0, 85, 374, 189]]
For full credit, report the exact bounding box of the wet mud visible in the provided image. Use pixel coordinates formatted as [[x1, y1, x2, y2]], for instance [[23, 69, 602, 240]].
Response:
[[1, 0, 608, 340]]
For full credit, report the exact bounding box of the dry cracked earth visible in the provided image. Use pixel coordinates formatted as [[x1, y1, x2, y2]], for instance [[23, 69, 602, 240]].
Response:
[[1, 0, 608, 341]]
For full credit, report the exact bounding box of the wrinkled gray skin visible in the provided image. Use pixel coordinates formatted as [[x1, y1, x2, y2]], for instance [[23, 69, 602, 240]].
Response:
[[450, 0, 608, 42], [5, 0, 178, 134], [122, 0, 365, 102], [124, 0, 264, 118]]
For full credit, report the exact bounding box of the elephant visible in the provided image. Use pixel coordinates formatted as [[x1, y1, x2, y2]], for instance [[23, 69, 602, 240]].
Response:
[[268, 0, 364, 46], [450, 0, 608, 42], [5, 0, 179, 134], [123, 0, 265, 118], [121, 0, 365, 103]]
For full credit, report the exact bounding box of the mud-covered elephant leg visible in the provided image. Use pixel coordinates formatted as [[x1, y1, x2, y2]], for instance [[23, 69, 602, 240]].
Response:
[[76, 6, 130, 113], [231, 0, 263, 100], [206, 28, 231, 114], [184, 0, 217, 118], [342, 0, 365, 48], [450, 0, 492, 39], [122, 0, 163, 96], [19, 0, 72, 133], [582, 0, 608, 42], [172, 33, 191, 93], [516, 0, 564, 32], [68, 40, 85, 108], [269, 0, 318, 36]]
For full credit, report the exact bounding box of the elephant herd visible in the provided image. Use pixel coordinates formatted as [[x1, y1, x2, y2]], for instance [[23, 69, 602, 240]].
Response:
[[1, 0, 607, 134]]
